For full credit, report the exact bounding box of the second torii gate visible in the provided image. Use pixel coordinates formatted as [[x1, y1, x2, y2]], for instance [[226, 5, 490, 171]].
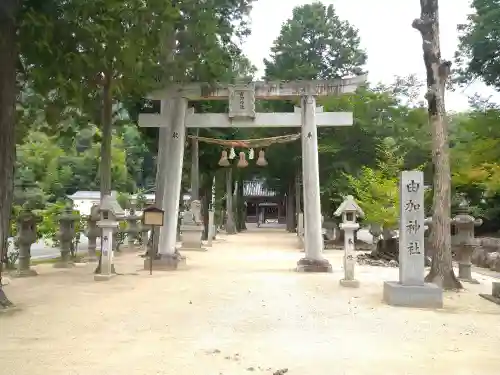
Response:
[[139, 76, 366, 272]]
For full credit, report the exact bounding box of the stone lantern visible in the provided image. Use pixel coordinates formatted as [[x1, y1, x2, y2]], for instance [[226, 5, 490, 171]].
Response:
[[95, 195, 125, 281], [334, 195, 364, 288], [125, 207, 141, 248], [451, 203, 482, 283], [15, 209, 40, 277], [180, 200, 205, 251], [85, 204, 101, 261], [54, 204, 80, 268]]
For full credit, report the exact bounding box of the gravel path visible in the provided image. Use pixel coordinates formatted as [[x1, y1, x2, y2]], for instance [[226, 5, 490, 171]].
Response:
[[1, 227, 499, 375]]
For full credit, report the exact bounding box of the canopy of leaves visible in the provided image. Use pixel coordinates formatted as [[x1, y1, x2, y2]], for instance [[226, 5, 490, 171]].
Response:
[[263, 1, 366, 80], [455, 0, 500, 89]]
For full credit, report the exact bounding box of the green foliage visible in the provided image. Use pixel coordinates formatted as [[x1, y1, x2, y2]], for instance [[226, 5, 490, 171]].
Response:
[[451, 105, 500, 219], [14, 129, 139, 202], [117, 193, 131, 210], [37, 200, 68, 244], [344, 138, 404, 228], [455, 0, 500, 89]]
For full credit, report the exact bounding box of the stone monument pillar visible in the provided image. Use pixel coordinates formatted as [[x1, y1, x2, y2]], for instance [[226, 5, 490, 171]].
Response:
[[334, 196, 364, 288], [383, 171, 443, 308], [15, 210, 38, 277], [180, 200, 205, 251], [451, 204, 482, 283], [297, 94, 331, 272]]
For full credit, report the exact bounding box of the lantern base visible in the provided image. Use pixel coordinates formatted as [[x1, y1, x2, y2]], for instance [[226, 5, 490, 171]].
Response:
[[143, 253, 187, 271], [296, 257, 332, 273], [339, 278, 360, 288], [94, 273, 115, 282]]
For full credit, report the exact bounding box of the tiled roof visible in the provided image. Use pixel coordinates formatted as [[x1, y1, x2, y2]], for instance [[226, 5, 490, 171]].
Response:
[[243, 180, 276, 197]]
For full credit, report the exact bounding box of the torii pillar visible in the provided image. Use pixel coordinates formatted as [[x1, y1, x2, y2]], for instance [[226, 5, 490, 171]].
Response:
[[296, 93, 332, 272]]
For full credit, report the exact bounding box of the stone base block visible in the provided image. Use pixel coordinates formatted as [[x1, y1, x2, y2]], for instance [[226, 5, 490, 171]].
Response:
[[340, 278, 360, 288], [143, 254, 187, 271], [296, 258, 332, 273], [13, 268, 38, 278], [53, 261, 75, 269], [94, 273, 115, 282], [480, 282, 500, 305], [383, 281, 443, 308], [179, 247, 207, 252]]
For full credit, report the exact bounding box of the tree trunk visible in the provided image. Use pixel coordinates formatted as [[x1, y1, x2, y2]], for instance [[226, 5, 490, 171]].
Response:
[[0, 0, 19, 308], [100, 72, 113, 197], [95, 71, 114, 274], [236, 177, 246, 231], [225, 168, 236, 234], [286, 179, 296, 232], [201, 174, 211, 241], [413, 0, 461, 289]]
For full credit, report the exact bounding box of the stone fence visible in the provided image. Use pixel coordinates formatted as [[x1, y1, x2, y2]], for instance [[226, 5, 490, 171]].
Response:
[[471, 237, 500, 272]]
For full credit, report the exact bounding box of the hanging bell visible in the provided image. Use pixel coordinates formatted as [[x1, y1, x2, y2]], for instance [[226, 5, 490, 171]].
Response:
[[237, 152, 248, 168], [218, 150, 230, 167], [229, 147, 236, 159], [256, 149, 267, 166], [248, 148, 254, 160]]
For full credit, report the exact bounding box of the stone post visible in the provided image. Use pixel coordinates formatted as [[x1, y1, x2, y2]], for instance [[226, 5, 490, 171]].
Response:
[[297, 94, 331, 272], [225, 168, 237, 234], [451, 204, 482, 284], [15, 210, 38, 277], [383, 171, 443, 308], [334, 196, 364, 288], [54, 205, 79, 268], [207, 210, 215, 247], [156, 97, 188, 269]]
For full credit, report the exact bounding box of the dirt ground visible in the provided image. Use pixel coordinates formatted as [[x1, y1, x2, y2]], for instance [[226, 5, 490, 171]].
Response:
[[1, 225, 499, 375]]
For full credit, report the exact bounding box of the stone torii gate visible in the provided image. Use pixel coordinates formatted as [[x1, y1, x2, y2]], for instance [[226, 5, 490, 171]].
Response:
[[139, 76, 366, 272]]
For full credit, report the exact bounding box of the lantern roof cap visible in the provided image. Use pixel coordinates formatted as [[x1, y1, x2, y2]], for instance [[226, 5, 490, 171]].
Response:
[[334, 195, 364, 217]]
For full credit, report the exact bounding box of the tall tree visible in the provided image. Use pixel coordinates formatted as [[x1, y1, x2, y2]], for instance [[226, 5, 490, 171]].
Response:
[[0, 0, 20, 308], [455, 0, 500, 90], [259, 1, 366, 217], [264, 1, 366, 80], [413, 0, 461, 289]]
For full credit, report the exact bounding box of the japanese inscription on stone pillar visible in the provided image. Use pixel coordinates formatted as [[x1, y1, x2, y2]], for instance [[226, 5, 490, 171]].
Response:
[[228, 83, 256, 119], [399, 171, 425, 286]]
